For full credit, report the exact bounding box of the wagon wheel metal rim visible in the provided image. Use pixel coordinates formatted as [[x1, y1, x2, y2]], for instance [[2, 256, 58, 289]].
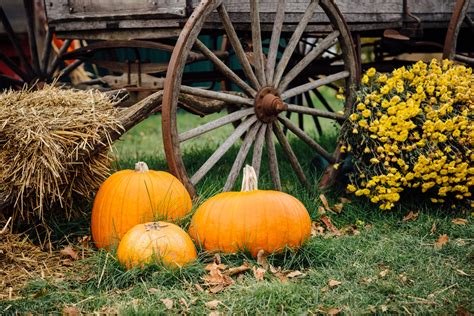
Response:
[[162, 0, 358, 197]]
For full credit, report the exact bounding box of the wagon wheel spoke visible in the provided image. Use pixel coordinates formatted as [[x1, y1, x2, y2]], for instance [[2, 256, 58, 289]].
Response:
[[47, 40, 73, 77], [223, 122, 263, 191], [313, 88, 336, 113], [251, 123, 267, 178], [266, 124, 282, 190], [281, 71, 349, 100], [180, 85, 254, 106], [179, 108, 255, 142], [250, 0, 266, 86], [278, 115, 335, 163], [23, 0, 41, 75], [191, 116, 258, 185], [278, 30, 340, 92], [266, 0, 286, 84], [297, 94, 305, 130], [41, 27, 54, 77], [0, 51, 30, 82], [286, 104, 345, 121], [0, 6, 35, 76], [272, 123, 311, 191], [58, 60, 84, 79], [304, 91, 323, 136], [193, 39, 256, 97], [272, 0, 319, 87], [217, 4, 260, 89]]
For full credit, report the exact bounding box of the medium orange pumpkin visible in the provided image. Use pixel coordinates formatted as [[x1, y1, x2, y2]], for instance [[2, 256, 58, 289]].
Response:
[[188, 165, 311, 257], [91, 162, 192, 249], [117, 221, 197, 269]]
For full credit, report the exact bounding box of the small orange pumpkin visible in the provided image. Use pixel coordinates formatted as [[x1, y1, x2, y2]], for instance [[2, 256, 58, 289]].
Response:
[[91, 162, 192, 249], [188, 165, 311, 256], [117, 221, 197, 269]]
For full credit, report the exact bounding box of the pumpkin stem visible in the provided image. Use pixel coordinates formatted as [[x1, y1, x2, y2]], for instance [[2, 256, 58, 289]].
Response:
[[144, 222, 167, 231], [241, 165, 258, 191], [135, 161, 149, 173]]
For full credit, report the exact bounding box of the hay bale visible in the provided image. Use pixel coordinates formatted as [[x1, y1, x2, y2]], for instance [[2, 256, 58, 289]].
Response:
[[0, 85, 123, 223]]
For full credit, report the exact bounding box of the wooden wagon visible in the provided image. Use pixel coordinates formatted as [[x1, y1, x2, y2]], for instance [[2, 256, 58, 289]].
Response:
[[1, 0, 473, 196]]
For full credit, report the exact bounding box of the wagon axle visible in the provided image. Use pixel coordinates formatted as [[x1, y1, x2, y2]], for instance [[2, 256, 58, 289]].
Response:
[[254, 87, 287, 123]]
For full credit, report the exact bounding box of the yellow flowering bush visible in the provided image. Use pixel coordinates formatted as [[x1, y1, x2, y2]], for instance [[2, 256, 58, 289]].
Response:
[[342, 59, 473, 210]]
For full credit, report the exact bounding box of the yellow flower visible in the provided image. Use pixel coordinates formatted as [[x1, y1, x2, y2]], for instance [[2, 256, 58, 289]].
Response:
[[370, 158, 380, 164], [349, 113, 359, 121], [347, 184, 357, 192], [361, 75, 369, 84], [366, 67, 376, 77]]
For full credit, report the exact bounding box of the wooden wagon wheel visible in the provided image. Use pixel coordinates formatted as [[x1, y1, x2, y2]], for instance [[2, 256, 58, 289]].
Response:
[[162, 0, 358, 197], [442, 0, 474, 66]]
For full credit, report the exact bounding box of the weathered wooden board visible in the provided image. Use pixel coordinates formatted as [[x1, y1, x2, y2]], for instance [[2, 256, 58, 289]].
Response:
[[45, 0, 474, 39], [45, 0, 187, 22]]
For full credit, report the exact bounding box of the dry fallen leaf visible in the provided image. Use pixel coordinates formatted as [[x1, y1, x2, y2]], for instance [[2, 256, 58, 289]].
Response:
[[403, 211, 419, 222], [202, 258, 234, 293], [434, 234, 449, 249], [60, 246, 78, 260], [321, 215, 340, 235], [452, 218, 467, 225], [339, 197, 351, 204], [319, 194, 332, 212], [399, 273, 408, 283], [286, 270, 304, 278], [62, 306, 80, 316], [327, 307, 341, 315], [311, 222, 325, 237], [225, 262, 251, 276], [253, 266, 266, 281], [328, 279, 342, 288], [332, 203, 344, 213], [205, 300, 221, 309], [256, 250, 269, 270], [148, 288, 160, 294], [455, 269, 470, 277], [160, 298, 174, 310], [195, 284, 205, 292], [379, 269, 390, 278], [380, 305, 388, 312]]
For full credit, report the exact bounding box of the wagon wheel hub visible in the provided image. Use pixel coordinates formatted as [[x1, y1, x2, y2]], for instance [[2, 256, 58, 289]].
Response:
[[254, 87, 287, 123]]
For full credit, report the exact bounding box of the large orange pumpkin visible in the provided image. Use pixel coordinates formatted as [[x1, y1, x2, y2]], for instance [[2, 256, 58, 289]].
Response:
[[188, 165, 311, 256], [117, 221, 197, 269], [91, 162, 192, 249]]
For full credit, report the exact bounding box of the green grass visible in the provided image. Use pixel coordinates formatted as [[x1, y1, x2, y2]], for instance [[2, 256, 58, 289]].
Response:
[[1, 108, 472, 315]]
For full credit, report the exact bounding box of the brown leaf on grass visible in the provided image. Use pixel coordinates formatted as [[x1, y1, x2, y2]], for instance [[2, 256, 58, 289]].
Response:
[[225, 262, 251, 276], [339, 224, 360, 236], [317, 206, 326, 215], [434, 234, 449, 249], [256, 249, 269, 270], [319, 194, 332, 212], [195, 284, 205, 292], [380, 305, 388, 312], [311, 222, 325, 237], [148, 288, 160, 294], [286, 270, 305, 278], [60, 246, 78, 260], [452, 218, 467, 225], [399, 273, 408, 283], [332, 203, 344, 213], [160, 298, 174, 310], [403, 211, 419, 222], [379, 269, 390, 278], [62, 306, 80, 316], [253, 266, 266, 281], [456, 305, 471, 316], [328, 279, 342, 287], [327, 307, 341, 315], [205, 300, 221, 309], [455, 269, 470, 277], [430, 222, 437, 235], [202, 257, 234, 293], [339, 197, 351, 204], [320, 215, 340, 235]]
